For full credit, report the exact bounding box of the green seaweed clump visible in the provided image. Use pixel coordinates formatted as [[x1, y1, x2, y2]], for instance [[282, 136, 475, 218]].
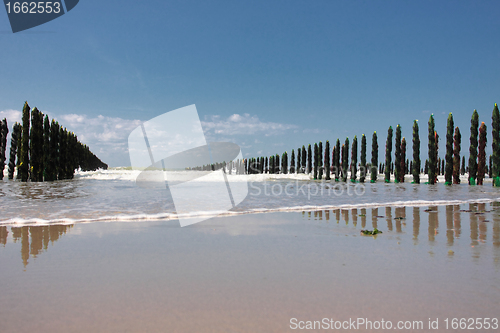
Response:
[[360, 228, 383, 236]]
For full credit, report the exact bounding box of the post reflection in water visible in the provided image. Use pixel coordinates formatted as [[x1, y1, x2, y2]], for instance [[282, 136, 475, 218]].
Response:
[[494, 206, 500, 266], [470, 203, 479, 247], [21, 227, 29, 267], [446, 205, 454, 247], [413, 206, 420, 244], [352, 209, 358, 227], [6, 224, 73, 268], [395, 207, 405, 233], [341, 209, 349, 224], [292, 203, 500, 264], [494, 203, 500, 249], [479, 220, 488, 244], [385, 207, 392, 231], [0, 226, 7, 246], [371, 208, 378, 229], [454, 205, 462, 239], [478, 203, 487, 243], [428, 206, 438, 244]]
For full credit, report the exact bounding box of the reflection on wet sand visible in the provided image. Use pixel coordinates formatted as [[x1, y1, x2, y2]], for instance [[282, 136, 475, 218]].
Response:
[[494, 203, 500, 251], [413, 206, 420, 244], [478, 203, 487, 243], [298, 203, 500, 264], [428, 206, 438, 243], [351, 209, 357, 227], [0, 226, 7, 246], [453, 204, 461, 239], [446, 205, 454, 246], [395, 207, 405, 233], [470, 203, 479, 247], [6, 225, 73, 267], [1, 206, 499, 333], [386, 206, 393, 231], [371, 208, 378, 229], [2, 204, 500, 268], [341, 209, 349, 224]]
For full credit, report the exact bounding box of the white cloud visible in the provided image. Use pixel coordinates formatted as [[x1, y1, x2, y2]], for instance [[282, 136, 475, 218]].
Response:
[[302, 128, 322, 134], [201, 113, 298, 137], [58, 114, 141, 145], [56, 113, 142, 166], [0, 109, 21, 126]]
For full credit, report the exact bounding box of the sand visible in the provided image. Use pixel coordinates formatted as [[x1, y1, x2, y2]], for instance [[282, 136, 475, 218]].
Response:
[[0, 204, 499, 332]]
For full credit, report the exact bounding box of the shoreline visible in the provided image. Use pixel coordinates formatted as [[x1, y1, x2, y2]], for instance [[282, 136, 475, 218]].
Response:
[[1, 205, 498, 332], [1, 196, 500, 227]]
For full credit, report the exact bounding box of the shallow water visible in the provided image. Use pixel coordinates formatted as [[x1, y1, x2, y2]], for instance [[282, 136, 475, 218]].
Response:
[[0, 205, 499, 332], [1, 169, 500, 225]]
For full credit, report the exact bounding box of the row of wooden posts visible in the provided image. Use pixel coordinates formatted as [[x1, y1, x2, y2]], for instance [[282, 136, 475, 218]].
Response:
[[0, 102, 108, 182], [205, 104, 500, 186]]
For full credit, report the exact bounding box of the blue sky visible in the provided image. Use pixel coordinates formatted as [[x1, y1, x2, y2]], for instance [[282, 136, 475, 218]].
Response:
[[1, 0, 500, 166]]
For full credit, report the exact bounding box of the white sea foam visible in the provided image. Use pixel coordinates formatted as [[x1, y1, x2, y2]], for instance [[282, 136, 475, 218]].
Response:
[[1, 197, 499, 227], [1, 168, 498, 226], [74, 168, 488, 183]]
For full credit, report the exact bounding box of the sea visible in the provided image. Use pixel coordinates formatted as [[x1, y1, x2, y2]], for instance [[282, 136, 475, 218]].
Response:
[[1, 168, 500, 225]]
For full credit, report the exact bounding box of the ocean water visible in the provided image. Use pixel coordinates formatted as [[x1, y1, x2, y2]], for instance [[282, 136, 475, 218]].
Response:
[[1, 168, 500, 225]]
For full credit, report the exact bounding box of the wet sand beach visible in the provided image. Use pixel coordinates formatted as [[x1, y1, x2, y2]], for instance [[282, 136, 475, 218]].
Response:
[[0, 203, 499, 332]]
